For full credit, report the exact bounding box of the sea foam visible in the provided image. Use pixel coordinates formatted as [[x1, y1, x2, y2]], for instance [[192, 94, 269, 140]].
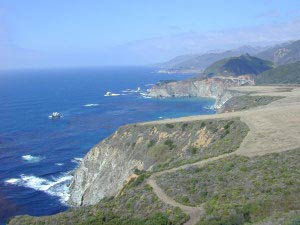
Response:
[[22, 155, 44, 163], [5, 173, 72, 203], [71, 157, 83, 164], [84, 103, 99, 107]]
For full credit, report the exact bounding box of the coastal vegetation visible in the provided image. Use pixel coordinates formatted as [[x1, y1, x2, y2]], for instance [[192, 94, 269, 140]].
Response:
[[116, 118, 248, 171], [255, 61, 300, 84], [219, 95, 283, 112], [9, 177, 188, 225], [156, 148, 300, 225], [145, 118, 249, 171], [203, 54, 273, 77]]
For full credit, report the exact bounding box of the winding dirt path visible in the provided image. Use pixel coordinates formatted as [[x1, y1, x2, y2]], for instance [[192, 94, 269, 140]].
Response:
[[144, 86, 300, 225], [146, 153, 235, 225], [147, 178, 203, 225]]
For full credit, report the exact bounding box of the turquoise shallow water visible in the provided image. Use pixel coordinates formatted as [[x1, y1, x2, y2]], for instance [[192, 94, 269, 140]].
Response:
[[0, 66, 215, 224]]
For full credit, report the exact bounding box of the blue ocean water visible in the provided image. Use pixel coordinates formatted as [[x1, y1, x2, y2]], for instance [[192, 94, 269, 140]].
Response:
[[0, 66, 215, 224]]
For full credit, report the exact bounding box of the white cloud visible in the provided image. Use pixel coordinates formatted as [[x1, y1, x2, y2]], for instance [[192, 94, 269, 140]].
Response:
[[1, 17, 300, 69], [113, 19, 300, 64]]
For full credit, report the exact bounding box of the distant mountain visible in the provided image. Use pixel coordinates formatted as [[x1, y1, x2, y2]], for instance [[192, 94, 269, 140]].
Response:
[[256, 40, 300, 65], [255, 61, 300, 84], [157, 45, 263, 73], [204, 54, 273, 77]]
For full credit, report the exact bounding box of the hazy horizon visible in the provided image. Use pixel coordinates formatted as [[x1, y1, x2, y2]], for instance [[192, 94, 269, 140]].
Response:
[[2, 0, 300, 70]]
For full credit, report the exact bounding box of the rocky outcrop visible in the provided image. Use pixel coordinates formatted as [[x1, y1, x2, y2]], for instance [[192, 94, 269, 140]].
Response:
[[148, 76, 254, 108]]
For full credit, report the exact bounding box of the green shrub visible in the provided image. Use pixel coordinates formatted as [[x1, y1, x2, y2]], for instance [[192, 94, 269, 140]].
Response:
[[164, 139, 176, 150], [289, 218, 300, 225], [188, 147, 198, 155], [147, 139, 156, 148], [223, 121, 234, 130], [131, 174, 147, 187], [181, 123, 188, 131], [165, 123, 175, 129]]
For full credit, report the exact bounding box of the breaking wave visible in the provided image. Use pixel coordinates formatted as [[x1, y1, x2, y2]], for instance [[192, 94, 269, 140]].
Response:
[[5, 173, 72, 203]]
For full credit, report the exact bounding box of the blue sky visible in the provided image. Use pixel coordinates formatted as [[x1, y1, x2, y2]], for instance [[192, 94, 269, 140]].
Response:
[[1, 0, 300, 69]]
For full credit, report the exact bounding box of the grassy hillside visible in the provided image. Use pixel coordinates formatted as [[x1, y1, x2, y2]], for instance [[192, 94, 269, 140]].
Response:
[[256, 40, 300, 65], [157, 148, 300, 225], [219, 95, 283, 113], [255, 61, 300, 84], [204, 54, 273, 77]]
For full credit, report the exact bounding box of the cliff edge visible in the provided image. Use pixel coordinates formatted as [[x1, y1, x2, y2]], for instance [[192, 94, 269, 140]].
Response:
[[148, 76, 254, 108], [69, 118, 249, 206]]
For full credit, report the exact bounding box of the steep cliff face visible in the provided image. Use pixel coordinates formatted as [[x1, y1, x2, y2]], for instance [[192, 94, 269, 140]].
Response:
[[69, 118, 249, 206], [148, 76, 254, 108], [69, 125, 147, 206]]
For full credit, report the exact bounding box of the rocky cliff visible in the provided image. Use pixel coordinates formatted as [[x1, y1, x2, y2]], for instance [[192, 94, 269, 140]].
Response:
[[148, 76, 254, 108], [69, 118, 248, 206]]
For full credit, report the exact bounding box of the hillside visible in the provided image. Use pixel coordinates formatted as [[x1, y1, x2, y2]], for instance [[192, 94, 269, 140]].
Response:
[[157, 149, 300, 224], [157, 46, 262, 73], [203, 54, 273, 77], [256, 40, 300, 65], [255, 61, 300, 84], [69, 118, 248, 206]]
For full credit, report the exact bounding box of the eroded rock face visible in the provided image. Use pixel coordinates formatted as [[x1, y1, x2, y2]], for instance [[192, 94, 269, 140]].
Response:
[[68, 126, 147, 206], [148, 76, 254, 108]]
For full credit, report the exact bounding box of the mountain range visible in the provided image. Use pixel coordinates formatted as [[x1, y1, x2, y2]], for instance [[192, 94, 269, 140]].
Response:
[[157, 40, 300, 74], [156, 46, 263, 73], [256, 40, 300, 65]]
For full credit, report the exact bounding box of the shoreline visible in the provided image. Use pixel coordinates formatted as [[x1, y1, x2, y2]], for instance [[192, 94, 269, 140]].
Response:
[[7, 85, 300, 224]]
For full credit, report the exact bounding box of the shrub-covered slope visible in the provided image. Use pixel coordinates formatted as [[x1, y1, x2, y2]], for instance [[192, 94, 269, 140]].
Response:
[[255, 61, 300, 84], [218, 95, 283, 113], [8, 177, 188, 225], [157, 148, 300, 224], [204, 54, 273, 77]]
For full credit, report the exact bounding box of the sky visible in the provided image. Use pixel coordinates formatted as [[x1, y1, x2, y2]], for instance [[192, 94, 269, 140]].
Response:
[[1, 0, 300, 69]]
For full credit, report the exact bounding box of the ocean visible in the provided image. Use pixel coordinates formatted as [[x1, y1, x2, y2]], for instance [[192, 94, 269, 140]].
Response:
[[0, 66, 215, 224]]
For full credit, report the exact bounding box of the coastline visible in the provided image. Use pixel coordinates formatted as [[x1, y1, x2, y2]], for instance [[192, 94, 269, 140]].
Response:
[[68, 85, 299, 206], [7, 85, 300, 225], [157, 69, 203, 74], [0, 67, 212, 224]]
